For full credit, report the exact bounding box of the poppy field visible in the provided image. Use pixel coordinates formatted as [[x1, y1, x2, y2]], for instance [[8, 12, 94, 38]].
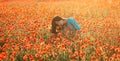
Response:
[[0, 0, 120, 61]]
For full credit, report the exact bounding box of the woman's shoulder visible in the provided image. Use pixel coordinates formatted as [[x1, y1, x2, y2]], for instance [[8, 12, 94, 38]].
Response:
[[67, 17, 75, 22]]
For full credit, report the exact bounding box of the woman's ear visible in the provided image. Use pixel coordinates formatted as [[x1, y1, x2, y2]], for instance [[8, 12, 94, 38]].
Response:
[[55, 21, 58, 25]]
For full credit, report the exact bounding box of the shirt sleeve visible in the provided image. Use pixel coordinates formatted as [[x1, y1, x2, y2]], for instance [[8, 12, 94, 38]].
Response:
[[69, 18, 81, 30]]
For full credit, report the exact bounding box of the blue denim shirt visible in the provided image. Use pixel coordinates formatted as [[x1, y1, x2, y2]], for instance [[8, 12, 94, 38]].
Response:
[[64, 18, 81, 30]]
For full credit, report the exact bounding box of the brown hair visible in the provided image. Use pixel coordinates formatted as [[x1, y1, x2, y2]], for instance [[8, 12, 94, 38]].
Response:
[[51, 16, 63, 34]]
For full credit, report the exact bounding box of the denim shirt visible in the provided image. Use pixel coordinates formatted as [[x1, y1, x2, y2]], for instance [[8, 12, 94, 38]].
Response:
[[63, 18, 81, 30]]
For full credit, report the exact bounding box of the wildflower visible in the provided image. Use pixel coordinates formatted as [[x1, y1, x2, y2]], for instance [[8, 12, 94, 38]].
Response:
[[91, 56, 96, 60], [0, 52, 6, 60], [35, 54, 39, 58], [23, 55, 28, 61], [70, 51, 78, 59]]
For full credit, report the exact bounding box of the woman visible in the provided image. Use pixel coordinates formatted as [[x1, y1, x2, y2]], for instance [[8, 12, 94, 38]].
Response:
[[51, 16, 81, 37]]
